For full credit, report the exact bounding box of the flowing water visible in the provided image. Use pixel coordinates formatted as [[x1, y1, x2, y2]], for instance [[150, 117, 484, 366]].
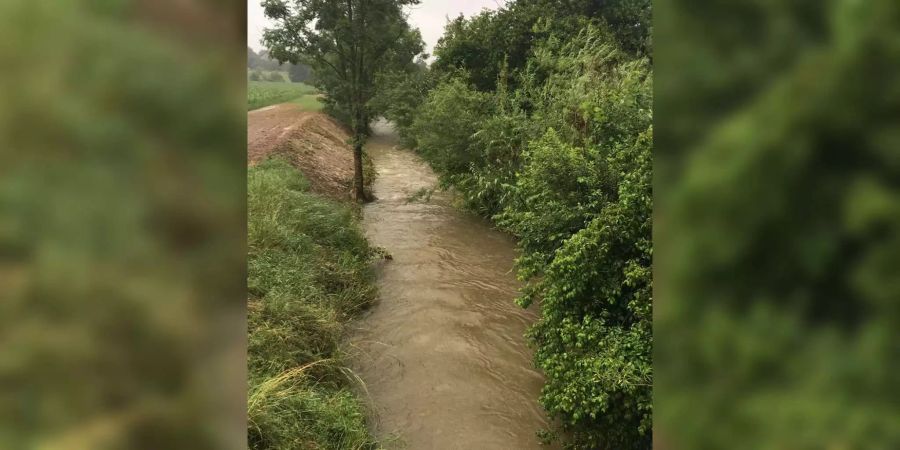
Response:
[[352, 122, 552, 449]]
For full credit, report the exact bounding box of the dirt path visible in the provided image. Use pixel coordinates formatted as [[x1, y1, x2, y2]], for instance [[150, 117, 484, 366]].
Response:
[[352, 121, 554, 449]]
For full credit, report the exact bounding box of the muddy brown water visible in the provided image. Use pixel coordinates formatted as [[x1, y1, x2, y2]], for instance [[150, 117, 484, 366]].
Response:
[[352, 122, 553, 449]]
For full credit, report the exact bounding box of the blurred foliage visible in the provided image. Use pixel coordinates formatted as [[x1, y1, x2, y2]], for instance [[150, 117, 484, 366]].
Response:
[[0, 0, 245, 449], [247, 159, 377, 450], [655, 0, 900, 448], [390, 3, 653, 447]]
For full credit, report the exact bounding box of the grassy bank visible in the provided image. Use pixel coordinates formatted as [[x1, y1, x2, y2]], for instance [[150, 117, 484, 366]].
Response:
[[248, 81, 321, 111], [247, 159, 377, 449]]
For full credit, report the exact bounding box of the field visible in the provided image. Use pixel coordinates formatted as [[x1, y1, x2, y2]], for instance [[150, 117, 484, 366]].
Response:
[[248, 81, 321, 111]]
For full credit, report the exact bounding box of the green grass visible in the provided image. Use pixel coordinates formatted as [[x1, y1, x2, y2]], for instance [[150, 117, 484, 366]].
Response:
[[247, 159, 378, 450], [248, 80, 321, 111], [289, 93, 324, 112]]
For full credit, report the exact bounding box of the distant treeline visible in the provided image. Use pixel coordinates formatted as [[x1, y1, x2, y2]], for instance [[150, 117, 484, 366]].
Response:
[[247, 46, 313, 83]]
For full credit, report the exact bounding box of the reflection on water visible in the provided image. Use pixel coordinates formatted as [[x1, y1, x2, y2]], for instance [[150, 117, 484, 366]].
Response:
[[352, 121, 552, 449]]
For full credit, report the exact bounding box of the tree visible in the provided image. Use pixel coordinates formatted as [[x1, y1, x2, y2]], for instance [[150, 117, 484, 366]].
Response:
[[262, 0, 423, 201], [247, 46, 263, 69], [287, 63, 312, 83]]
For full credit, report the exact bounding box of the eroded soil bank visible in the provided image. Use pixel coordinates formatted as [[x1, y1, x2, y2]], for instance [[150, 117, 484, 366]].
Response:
[[247, 104, 355, 200], [352, 122, 552, 449]]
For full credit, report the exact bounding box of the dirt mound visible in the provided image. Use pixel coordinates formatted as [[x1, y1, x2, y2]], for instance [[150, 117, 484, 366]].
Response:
[[248, 103, 354, 199]]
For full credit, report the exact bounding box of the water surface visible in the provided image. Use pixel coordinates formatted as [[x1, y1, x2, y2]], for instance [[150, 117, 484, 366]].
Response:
[[352, 122, 551, 449]]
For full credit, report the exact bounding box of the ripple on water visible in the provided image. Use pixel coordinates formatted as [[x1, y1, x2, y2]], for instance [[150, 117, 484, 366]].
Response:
[[352, 123, 555, 450]]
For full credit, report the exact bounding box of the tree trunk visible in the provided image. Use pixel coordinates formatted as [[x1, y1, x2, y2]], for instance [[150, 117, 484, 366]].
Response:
[[353, 136, 367, 202]]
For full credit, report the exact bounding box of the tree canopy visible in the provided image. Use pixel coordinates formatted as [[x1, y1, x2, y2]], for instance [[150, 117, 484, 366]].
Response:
[[262, 0, 423, 200]]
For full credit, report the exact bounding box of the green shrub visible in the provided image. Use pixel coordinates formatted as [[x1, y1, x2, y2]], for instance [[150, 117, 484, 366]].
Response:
[[265, 71, 285, 82], [410, 76, 494, 175], [403, 69, 529, 216], [456, 100, 529, 215], [500, 127, 652, 449], [247, 159, 377, 450]]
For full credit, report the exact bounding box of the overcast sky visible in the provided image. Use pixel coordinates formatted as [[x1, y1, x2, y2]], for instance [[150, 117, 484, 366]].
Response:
[[247, 0, 507, 58]]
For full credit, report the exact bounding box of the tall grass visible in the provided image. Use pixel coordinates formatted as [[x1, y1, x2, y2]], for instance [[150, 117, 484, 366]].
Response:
[[248, 159, 378, 449]]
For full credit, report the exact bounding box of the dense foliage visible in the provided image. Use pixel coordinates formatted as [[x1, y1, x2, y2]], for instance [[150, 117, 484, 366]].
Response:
[[248, 159, 377, 449], [655, 0, 900, 448], [385, 2, 652, 447]]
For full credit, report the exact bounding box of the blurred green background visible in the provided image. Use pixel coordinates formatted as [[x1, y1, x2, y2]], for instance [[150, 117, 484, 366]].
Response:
[[655, 0, 900, 448], [0, 0, 247, 448]]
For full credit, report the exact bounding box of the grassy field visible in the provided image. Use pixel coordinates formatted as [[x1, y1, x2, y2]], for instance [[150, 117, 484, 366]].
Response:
[[247, 159, 378, 449], [248, 81, 322, 111]]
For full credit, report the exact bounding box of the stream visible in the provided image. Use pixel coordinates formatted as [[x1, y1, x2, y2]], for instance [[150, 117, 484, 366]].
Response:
[[351, 121, 553, 449]]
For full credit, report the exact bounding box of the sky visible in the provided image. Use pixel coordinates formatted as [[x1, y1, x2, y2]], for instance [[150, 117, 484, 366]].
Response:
[[247, 0, 507, 59]]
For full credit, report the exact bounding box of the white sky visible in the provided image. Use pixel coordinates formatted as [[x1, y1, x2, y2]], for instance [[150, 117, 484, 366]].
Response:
[[247, 0, 507, 59]]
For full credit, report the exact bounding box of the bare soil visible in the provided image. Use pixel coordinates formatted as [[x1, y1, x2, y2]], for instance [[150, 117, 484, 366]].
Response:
[[248, 103, 355, 200]]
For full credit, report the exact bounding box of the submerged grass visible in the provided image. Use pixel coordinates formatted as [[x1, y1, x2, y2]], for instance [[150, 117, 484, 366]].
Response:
[[248, 158, 378, 449]]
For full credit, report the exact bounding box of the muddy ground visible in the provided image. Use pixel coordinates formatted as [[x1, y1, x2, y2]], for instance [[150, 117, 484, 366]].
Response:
[[248, 103, 355, 200]]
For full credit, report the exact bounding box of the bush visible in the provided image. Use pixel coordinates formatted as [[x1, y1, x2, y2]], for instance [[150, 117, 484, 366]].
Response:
[[264, 71, 285, 82], [408, 74, 532, 216], [249, 70, 262, 81], [410, 76, 494, 176], [247, 159, 377, 450], [500, 127, 652, 449], [454, 97, 529, 216]]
